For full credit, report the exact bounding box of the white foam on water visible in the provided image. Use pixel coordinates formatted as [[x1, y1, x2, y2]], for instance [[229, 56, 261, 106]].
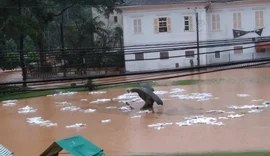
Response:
[[55, 101, 72, 106], [237, 94, 250, 97], [101, 119, 111, 123], [81, 108, 96, 113], [170, 93, 216, 101], [161, 99, 170, 101], [175, 116, 224, 127], [227, 105, 267, 110], [154, 91, 168, 95], [248, 109, 263, 113], [218, 117, 229, 120], [106, 106, 117, 109], [66, 123, 86, 128], [262, 101, 270, 105], [206, 110, 225, 114], [118, 106, 132, 112], [227, 114, 245, 118], [89, 91, 107, 94], [47, 92, 77, 96], [2, 102, 16, 107], [112, 93, 141, 103], [60, 106, 81, 111], [169, 88, 185, 94], [27, 117, 57, 127], [137, 110, 152, 114], [148, 122, 174, 130], [90, 99, 111, 104], [252, 99, 264, 102], [18, 105, 37, 114], [2, 100, 17, 103], [130, 115, 141, 118], [80, 99, 88, 101]]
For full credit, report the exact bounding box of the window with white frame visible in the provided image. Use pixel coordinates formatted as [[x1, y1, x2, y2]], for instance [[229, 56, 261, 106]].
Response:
[[233, 12, 242, 29], [255, 10, 264, 28], [133, 19, 142, 34], [211, 14, 220, 31], [154, 17, 171, 33], [184, 16, 193, 31]]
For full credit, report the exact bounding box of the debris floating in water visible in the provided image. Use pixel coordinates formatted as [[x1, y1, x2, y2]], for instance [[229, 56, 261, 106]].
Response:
[[47, 92, 77, 96], [106, 106, 117, 109], [55, 101, 72, 106], [175, 116, 224, 127], [112, 93, 142, 103], [118, 106, 132, 112], [248, 109, 263, 113], [18, 105, 37, 114], [218, 117, 229, 120], [154, 91, 168, 95], [81, 108, 96, 113], [2, 100, 17, 103], [101, 119, 111, 123], [227, 114, 245, 118], [80, 99, 88, 101], [60, 106, 81, 111], [89, 91, 107, 94], [66, 123, 86, 128], [27, 117, 57, 127], [237, 94, 250, 97], [252, 99, 263, 102], [206, 110, 225, 114], [130, 115, 141, 118], [227, 104, 267, 110], [2, 100, 17, 107], [148, 122, 173, 130], [169, 88, 185, 94], [170, 93, 217, 101], [90, 99, 111, 104], [2, 102, 16, 107], [137, 110, 152, 114]]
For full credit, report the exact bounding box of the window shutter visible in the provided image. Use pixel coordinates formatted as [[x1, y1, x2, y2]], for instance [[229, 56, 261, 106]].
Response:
[[255, 11, 259, 27], [190, 16, 193, 30], [167, 18, 171, 32], [217, 14, 220, 30], [238, 13, 241, 28], [260, 11, 264, 27], [154, 18, 158, 33]]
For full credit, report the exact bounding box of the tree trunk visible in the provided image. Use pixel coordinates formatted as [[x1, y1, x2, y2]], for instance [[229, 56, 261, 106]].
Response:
[[18, 1, 27, 87]]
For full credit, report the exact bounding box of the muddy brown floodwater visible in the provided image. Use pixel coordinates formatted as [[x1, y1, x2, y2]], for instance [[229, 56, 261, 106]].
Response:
[[1, 68, 270, 156]]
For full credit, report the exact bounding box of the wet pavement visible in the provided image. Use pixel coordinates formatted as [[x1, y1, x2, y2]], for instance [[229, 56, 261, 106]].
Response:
[[1, 68, 270, 155]]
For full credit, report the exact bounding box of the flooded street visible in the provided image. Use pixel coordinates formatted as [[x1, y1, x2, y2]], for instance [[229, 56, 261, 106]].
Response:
[[1, 68, 270, 155]]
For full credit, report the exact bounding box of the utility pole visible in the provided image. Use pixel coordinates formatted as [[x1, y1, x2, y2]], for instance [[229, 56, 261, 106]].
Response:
[[188, 7, 200, 67], [195, 9, 200, 66]]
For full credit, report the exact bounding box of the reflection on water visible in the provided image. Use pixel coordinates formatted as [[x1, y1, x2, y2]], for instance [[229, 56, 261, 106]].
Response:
[[1, 68, 270, 155]]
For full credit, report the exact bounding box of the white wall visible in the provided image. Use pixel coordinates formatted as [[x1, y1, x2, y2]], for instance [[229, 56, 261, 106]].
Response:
[[122, 2, 270, 72]]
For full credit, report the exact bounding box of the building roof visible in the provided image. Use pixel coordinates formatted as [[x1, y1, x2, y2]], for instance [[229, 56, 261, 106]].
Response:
[[123, 0, 244, 6]]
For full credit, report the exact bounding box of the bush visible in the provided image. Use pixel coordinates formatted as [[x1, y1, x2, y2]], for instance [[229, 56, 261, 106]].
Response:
[[85, 79, 96, 91]]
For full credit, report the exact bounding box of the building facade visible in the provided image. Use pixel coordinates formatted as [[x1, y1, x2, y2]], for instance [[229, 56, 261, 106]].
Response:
[[120, 0, 270, 72]]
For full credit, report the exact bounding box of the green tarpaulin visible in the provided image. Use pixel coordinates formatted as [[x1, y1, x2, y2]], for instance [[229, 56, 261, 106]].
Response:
[[40, 135, 104, 156]]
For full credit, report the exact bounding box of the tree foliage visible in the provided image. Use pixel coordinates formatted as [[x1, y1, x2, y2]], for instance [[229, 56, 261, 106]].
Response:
[[0, 0, 125, 73]]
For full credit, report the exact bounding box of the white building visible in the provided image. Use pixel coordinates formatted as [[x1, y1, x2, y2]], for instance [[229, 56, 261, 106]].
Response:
[[120, 0, 270, 72]]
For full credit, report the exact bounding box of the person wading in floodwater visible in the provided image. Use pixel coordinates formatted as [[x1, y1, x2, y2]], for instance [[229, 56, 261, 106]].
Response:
[[125, 82, 163, 110]]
